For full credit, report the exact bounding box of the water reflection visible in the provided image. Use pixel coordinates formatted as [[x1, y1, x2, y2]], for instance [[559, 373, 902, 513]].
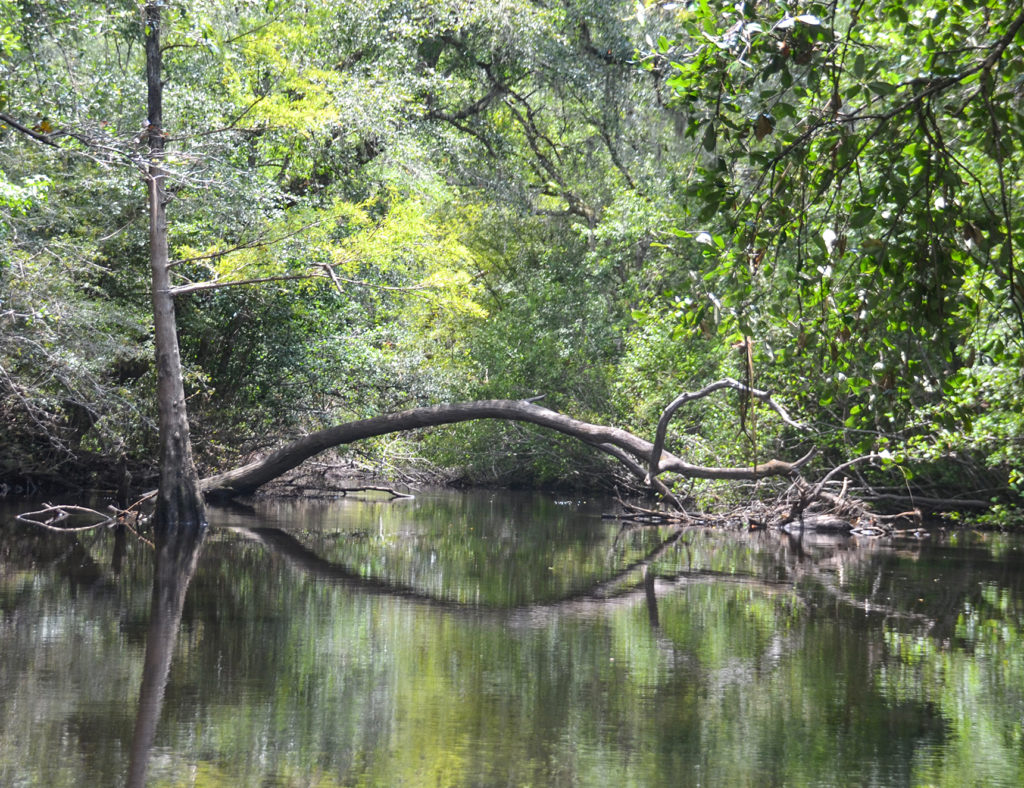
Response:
[[2, 492, 1024, 786], [127, 519, 206, 787]]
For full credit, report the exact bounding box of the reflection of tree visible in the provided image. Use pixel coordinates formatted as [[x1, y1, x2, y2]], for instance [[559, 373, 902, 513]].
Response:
[[7, 502, 1024, 786], [222, 523, 1024, 787], [234, 520, 984, 661], [772, 529, 938, 628], [229, 523, 932, 630], [126, 523, 206, 788], [230, 525, 688, 618]]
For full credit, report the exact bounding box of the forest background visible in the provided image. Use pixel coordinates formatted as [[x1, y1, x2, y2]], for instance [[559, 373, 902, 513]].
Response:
[[1, 0, 1022, 520]]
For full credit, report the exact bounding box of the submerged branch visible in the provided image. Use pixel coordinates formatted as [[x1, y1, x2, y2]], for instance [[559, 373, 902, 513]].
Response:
[[16, 503, 154, 546], [15, 503, 116, 531]]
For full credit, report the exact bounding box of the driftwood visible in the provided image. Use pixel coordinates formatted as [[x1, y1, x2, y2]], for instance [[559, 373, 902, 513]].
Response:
[[16, 503, 119, 532], [200, 388, 813, 500], [601, 461, 927, 536], [16, 502, 154, 546], [336, 485, 415, 499]]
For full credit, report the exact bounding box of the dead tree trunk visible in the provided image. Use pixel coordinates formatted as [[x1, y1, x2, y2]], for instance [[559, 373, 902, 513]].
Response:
[[200, 396, 813, 500], [145, 3, 206, 539]]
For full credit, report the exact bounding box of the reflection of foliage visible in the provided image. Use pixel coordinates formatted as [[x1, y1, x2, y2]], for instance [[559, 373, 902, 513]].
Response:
[[5, 495, 1024, 785], [883, 603, 1024, 786]]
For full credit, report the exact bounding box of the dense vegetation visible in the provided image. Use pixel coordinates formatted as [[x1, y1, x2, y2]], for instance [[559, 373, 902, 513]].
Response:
[[1, 0, 1021, 514]]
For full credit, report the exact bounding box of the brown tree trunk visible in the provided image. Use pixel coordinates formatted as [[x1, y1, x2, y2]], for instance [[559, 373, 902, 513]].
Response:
[[145, 3, 206, 539]]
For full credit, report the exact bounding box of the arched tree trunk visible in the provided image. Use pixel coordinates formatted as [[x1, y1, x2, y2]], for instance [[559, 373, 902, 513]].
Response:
[[200, 397, 813, 499]]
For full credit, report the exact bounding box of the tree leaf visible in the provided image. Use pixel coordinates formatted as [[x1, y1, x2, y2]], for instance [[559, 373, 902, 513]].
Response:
[[849, 205, 874, 228], [754, 113, 775, 141], [702, 122, 717, 152]]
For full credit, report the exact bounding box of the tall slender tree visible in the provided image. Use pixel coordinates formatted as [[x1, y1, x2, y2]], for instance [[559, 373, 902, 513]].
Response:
[[144, 1, 205, 538]]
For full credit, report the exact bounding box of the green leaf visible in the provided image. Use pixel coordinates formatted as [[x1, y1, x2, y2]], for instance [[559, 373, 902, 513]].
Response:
[[702, 122, 717, 152], [849, 205, 874, 228]]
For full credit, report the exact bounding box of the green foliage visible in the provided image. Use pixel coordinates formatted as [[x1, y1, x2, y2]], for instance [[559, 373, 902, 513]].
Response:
[[0, 219, 154, 484], [0, 172, 48, 214], [615, 305, 743, 464], [0, 0, 1021, 505], [638, 0, 1024, 501]]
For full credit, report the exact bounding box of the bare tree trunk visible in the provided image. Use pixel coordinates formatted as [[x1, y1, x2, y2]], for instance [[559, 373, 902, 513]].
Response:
[[200, 399, 814, 499], [145, 2, 205, 539]]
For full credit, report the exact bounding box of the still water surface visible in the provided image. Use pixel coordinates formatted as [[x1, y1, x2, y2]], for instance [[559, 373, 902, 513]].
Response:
[[2, 490, 1024, 786]]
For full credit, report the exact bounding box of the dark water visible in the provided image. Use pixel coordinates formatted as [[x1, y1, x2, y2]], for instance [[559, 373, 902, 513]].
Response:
[[2, 490, 1024, 787]]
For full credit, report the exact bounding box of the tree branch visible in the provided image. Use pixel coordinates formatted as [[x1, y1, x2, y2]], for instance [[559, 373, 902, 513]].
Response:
[[200, 397, 813, 499], [167, 264, 429, 297], [646, 378, 806, 485], [167, 272, 317, 296], [0, 111, 61, 147]]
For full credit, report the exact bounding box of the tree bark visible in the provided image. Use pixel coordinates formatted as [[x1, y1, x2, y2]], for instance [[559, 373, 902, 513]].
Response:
[[200, 398, 814, 498], [145, 3, 206, 539], [645, 378, 805, 485]]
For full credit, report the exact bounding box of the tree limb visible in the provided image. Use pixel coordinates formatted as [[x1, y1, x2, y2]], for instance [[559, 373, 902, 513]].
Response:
[[167, 271, 319, 296], [200, 397, 813, 498], [810, 453, 880, 499], [167, 265, 427, 297], [646, 378, 806, 485], [0, 111, 61, 147]]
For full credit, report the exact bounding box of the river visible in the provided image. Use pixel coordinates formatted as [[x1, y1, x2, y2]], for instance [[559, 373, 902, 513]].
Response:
[[2, 489, 1023, 786]]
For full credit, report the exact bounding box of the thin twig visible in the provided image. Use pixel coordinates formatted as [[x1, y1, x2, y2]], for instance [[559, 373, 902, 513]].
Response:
[[811, 453, 881, 499]]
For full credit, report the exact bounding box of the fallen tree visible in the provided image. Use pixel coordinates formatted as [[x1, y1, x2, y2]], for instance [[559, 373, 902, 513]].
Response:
[[20, 380, 972, 535], [200, 381, 813, 503]]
